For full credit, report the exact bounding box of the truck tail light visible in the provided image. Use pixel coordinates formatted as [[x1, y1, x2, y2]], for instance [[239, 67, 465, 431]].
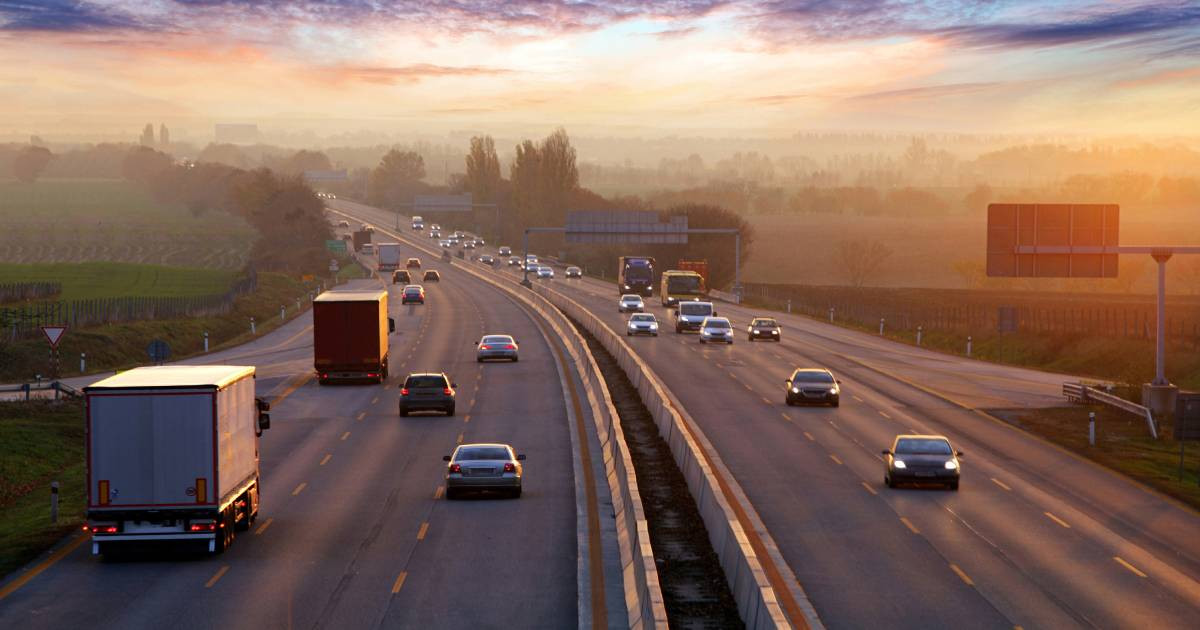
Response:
[[449, 464, 461, 473], [401, 388, 410, 395], [91, 524, 118, 534], [367, 373, 379, 378], [189, 521, 217, 532], [503, 463, 516, 473]]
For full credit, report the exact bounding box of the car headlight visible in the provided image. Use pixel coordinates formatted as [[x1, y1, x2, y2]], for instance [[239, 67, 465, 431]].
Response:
[[944, 460, 958, 470], [791, 387, 800, 393], [893, 460, 907, 469], [828, 388, 838, 394], [649, 323, 658, 329]]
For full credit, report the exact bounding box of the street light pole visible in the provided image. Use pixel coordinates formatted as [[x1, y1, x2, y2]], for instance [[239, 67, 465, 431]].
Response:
[[1152, 251, 1172, 386]]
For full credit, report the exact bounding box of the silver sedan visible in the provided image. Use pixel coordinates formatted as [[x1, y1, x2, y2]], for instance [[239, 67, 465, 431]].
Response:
[[476, 334, 519, 362], [627, 313, 659, 336], [699, 316, 734, 344], [444, 443, 525, 499]]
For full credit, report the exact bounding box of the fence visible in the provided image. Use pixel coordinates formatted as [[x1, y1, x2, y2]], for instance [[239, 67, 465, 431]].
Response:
[[0, 281, 61, 304], [1, 270, 257, 338], [743, 282, 1200, 348]]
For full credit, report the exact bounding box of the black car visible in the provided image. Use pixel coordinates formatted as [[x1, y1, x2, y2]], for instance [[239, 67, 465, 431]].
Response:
[[883, 435, 962, 490], [401, 285, 425, 304], [747, 317, 781, 341], [392, 270, 411, 284], [423, 270, 441, 282], [784, 368, 840, 407], [399, 372, 457, 416]]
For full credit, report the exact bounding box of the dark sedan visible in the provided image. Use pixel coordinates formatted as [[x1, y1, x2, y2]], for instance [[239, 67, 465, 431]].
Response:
[[444, 443, 524, 499], [883, 435, 962, 490], [401, 285, 425, 304], [399, 372, 457, 416], [748, 317, 781, 341], [784, 368, 840, 406]]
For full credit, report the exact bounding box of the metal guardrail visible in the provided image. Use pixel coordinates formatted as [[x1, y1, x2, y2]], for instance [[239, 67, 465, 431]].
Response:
[[1063, 382, 1158, 439], [0, 381, 82, 400]]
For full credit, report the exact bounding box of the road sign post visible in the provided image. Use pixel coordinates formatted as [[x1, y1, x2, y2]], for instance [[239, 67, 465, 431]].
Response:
[[40, 326, 66, 380]]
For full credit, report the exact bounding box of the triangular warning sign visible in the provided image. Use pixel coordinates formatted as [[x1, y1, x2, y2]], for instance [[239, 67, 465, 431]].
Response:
[[41, 326, 67, 348]]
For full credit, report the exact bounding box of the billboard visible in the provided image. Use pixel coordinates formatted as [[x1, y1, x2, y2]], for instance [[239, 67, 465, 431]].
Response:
[[986, 203, 1119, 278], [565, 210, 688, 244]]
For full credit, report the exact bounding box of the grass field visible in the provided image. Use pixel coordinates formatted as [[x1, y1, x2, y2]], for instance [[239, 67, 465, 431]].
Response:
[[0, 262, 238, 301], [0, 179, 254, 269], [0, 399, 85, 578]]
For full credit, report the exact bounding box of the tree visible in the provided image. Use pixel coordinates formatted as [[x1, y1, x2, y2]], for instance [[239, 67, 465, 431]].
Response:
[[962, 184, 992, 214], [835, 239, 893, 288], [282, 149, 333, 176], [122, 146, 174, 183], [13, 146, 53, 182], [660, 203, 754, 290], [140, 123, 155, 146], [368, 149, 425, 207], [465, 135, 502, 203], [510, 128, 578, 228], [197, 143, 250, 168]]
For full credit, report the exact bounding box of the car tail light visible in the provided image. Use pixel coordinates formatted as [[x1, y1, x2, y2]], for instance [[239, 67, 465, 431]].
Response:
[[368, 373, 379, 378], [503, 463, 516, 473], [505, 344, 516, 350], [321, 373, 329, 379], [91, 524, 118, 534], [401, 388, 410, 395], [189, 521, 217, 532], [479, 345, 491, 350], [442, 387, 453, 395], [449, 463, 462, 473]]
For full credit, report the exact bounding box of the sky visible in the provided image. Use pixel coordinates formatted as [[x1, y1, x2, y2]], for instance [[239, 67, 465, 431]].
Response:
[[0, 0, 1198, 141]]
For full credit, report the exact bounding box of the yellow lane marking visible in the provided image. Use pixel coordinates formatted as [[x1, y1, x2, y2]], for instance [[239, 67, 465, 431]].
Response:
[[417, 522, 429, 540], [319, 454, 332, 466], [205, 565, 230, 588], [991, 477, 1012, 491], [829, 454, 843, 465], [0, 533, 88, 601], [1044, 512, 1071, 529], [356, 412, 365, 421], [434, 486, 444, 500], [254, 518, 274, 535], [292, 482, 307, 496], [762, 396, 773, 404], [878, 411, 891, 419], [780, 412, 790, 421], [391, 571, 408, 594], [950, 564, 974, 585], [340, 431, 350, 441], [456, 432, 464, 444], [900, 517, 920, 534], [1114, 556, 1147, 578], [803, 432, 815, 441], [861, 481, 878, 495]]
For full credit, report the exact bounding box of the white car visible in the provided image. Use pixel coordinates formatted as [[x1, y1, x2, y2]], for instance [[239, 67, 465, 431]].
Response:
[[699, 317, 734, 344], [618, 294, 644, 313], [627, 313, 659, 337], [536, 265, 554, 279]]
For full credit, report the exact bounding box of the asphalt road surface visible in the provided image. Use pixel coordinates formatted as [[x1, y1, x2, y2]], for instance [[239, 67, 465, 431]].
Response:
[[0, 239, 590, 628], [337, 198, 1200, 629]]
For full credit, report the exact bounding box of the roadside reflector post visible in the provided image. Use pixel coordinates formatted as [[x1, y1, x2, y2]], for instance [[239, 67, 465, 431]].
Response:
[[879, 318, 885, 336], [787, 299, 792, 314], [203, 331, 209, 353], [50, 481, 59, 523], [280, 305, 285, 321], [1089, 412, 1096, 446], [250, 317, 256, 335], [967, 336, 973, 357], [917, 326, 923, 346], [296, 298, 301, 310], [829, 307, 834, 323], [80, 352, 85, 373]]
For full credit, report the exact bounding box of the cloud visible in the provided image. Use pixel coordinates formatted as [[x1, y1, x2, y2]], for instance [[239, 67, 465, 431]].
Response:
[[940, 3, 1200, 49], [845, 81, 1004, 102], [0, 0, 150, 32], [744, 93, 815, 105], [651, 26, 701, 40], [324, 63, 515, 85], [1112, 65, 1200, 89]]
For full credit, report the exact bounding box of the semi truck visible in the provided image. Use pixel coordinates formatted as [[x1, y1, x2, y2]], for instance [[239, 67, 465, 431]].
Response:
[[313, 289, 394, 384], [376, 242, 402, 271], [351, 229, 372, 252], [660, 269, 706, 307], [617, 256, 656, 297], [84, 366, 271, 555]]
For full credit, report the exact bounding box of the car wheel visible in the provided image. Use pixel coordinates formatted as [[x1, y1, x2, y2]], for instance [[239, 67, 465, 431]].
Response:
[[512, 356, 519, 362], [831, 399, 840, 407], [627, 331, 631, 336], [477, 357, 483, 363], [446, 404, 455, 416], [699, 338, 706, 344], [445, 488, 459, 500], [949, 481, 959, 491], [653, 333, 658, 337]]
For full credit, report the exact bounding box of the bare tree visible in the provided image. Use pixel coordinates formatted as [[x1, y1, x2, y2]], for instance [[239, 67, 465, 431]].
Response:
[[835, 239, 893, 288]]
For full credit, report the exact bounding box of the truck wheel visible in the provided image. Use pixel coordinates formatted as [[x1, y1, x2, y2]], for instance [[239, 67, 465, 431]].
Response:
[[234, 496, 251, 531], [215, 508, 234, 553]]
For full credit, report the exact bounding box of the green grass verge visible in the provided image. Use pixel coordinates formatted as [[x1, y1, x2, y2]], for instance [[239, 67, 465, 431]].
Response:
[[1001, 405, 1200, 512], [0, 262, 237, 301], [0, 272, 317, 381], [0, 399, 86, 578]]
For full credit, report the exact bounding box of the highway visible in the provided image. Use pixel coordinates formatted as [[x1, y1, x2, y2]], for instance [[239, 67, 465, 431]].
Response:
[[0, 237, 613, 627], [335, 198, 1200, 629]]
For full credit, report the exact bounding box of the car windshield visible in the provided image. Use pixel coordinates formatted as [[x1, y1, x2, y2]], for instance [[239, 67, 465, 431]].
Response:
[[667, 276, 702, 293], [895, 439, 953, 455], [706, 320, 730, 329], [482, 336, 512, 344], [405, 375, 446, 388], [631, 315, 655, 322], [404, 288, 421, 294], [457, 447, 510, 461], [680, 303, 712, 316], [621, 295, 640, 302], [753, 319, 778, 328], [792, 370, 833, 383]]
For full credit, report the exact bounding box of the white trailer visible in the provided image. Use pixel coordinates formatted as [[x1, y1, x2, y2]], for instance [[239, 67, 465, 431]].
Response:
[[84, 366, 271, 555], [376, 242, 403, 271]]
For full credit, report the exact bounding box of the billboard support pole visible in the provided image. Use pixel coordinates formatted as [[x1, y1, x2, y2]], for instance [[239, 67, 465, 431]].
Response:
[[1153, 252, 1172, 386]]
